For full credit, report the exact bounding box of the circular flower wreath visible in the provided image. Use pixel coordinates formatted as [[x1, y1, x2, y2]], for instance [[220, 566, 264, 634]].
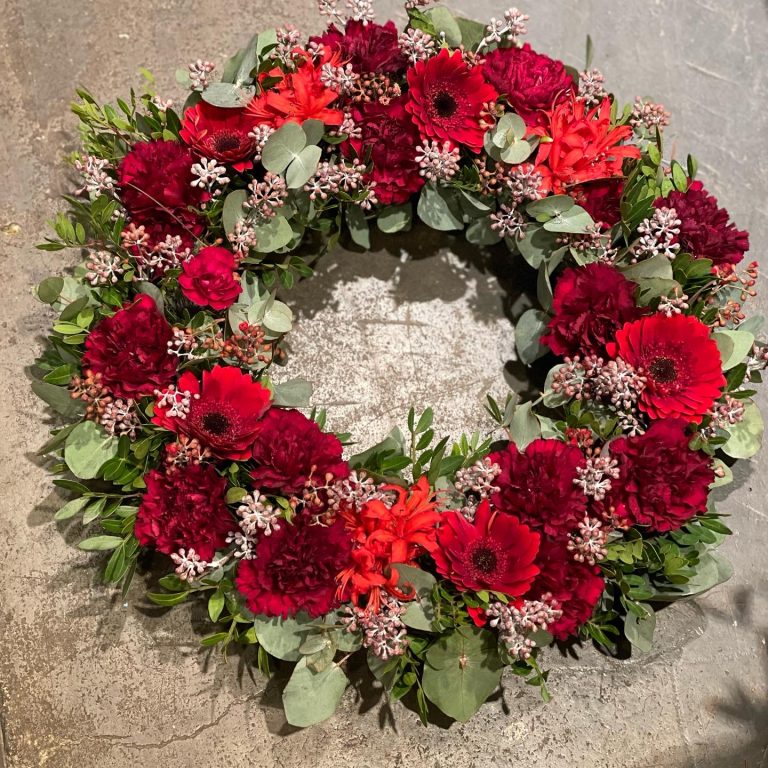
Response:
[[33, 2, 765, 727]]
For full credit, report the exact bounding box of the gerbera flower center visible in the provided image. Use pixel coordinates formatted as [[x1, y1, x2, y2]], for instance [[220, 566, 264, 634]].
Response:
[[471, 546, 498, 574], [201, 411, 232, 435], [208, 130, 246, 155], [432, 90, 458, 118], [649, 356, 678, 383]]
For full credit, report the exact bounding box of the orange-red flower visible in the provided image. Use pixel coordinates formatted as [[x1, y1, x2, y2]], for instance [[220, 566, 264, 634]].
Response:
[[336, 476, 440, 612], [533, 97, 640, 195], [246, 49, 344, 128]]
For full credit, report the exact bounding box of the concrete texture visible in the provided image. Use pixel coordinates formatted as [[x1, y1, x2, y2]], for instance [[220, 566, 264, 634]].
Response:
[[0, 0, 766, 766]]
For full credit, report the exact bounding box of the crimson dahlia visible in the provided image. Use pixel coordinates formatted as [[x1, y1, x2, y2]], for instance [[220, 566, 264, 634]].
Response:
[[406, 48, 497, 153], [432, 500, 540, 596], [236, 513, 353, 618], [250, 407, 349, 495], [135, 463, 232, 561], [607, 419, 714, 532], [82, 294, 177, 398], [153, 365, 271, 460], [180, 102, 258, 172], [542, 263, 647, 357], [490, 438, 587, 539], [482, 44, 573, 128], [656, 181, 749, 267], [179, 246, 241, 311], [609, 313, 725, 423], [343, 97, 425, 205]]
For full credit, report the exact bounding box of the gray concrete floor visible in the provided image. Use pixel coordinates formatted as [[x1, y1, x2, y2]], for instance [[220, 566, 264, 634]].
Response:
[[1, 0, 767, 766]]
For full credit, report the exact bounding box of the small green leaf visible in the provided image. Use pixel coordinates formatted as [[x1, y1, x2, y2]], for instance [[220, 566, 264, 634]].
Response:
[[54, 496, 91, 521], [713, 329, 755, 371], [417, 183, 463, 231], [516, 308, 549, 365], [286, 144, 322, 189], [377, 204, 413, 234], [253, 613, 316, 661], [272, 378, 312, 407], [262, 122, 307, 173], [345, 205, 370, 248], [222, 189, 248, 237], [208, 590, 225, 623], [78, 535, 123, 551], [64, 421, 120, 480], [201, 82, 256, 108], [282, 658, 349, 727], [37, 276, 64, 304], [509, 401, 541, 450], [722, 401, 764, 459], [624, 604, 656, 652]]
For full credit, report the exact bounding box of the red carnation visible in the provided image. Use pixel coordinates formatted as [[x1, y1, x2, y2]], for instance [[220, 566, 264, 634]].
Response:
[[542, 263, 647, 357], [250, 407, 349, 495], [310, 20, 406, 74], [609, 313, 725, 423], [406, 48, 497, 153], [180, 102, 258, 172], [343, 97, 425, 205], [607, 419, 714, 532], [432, 500, 540, 596], [656, 181, 749, 267], [490, 438, 587, 539], [482, 44, 573, 128], [153, 365, 271, 460], [117, 139, 206, 248], [82, 294, 177, 398], [179, 246, 241, 311], [529, 540, 605, 640], [533, 98, 640, 195], [236, 512, 353, 618], [572, 179, 623, 229], [135, 463, 232, 562]]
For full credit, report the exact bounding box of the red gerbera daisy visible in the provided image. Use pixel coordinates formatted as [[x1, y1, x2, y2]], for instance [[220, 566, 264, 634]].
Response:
[[405, 48, 497, 153], [432, 500, 540, 596], [152, 365, 271, 459], [608, 313, 725, 423], [533, 97, 640, 195], [179, 102, 259, 172], [246, 49, 344, 129]]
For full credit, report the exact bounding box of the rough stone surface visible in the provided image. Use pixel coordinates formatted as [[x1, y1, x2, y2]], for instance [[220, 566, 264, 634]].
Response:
[[1, 0, 767, 766]]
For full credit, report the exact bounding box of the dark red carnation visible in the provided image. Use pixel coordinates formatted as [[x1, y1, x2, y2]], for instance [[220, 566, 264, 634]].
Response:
[[609, 313, 725, 423], [481, 44, 573, 128], [572, 179, 623, 229], [310, 20, 406, 74], [135, 463, 232, 561], [655, 181, 749, 267], [343, 97, 425, 205], [82, 294, 177, 398], [153, 365, 271, 460], [179, 246, 241, 311], [542, 263, 647, 357], [250, 407, 349, 495], [490, 438, 587, 539], [529, 540, 605, 640], [406, 48, 497, 153], [180, 102, 259, 172], [433, 500, 540, 596], [606, 419, 714, 532], [235, 512, 353, 618]]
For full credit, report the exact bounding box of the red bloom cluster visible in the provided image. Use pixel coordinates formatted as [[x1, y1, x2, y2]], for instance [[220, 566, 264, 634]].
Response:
[[337, 477, 440, 611], [236, 513, 353, 618], [657, 181, 749, 267], [610, 313, 725, 423], [135, 463, 232, 562], [433, 500, 540, 595], [82, 294, 177, 398], [179, 246, 241, 310], [153, 365, 271, 460], [543, 263, 647, 357], [607, 419, 714, 532], [482, 44, 573, 128], [117, 139, 206, 249], [311, 20, 406, 74], [250, 407, 349, 495], [490, 439, 587, 538], [406, 48, 497, 153]]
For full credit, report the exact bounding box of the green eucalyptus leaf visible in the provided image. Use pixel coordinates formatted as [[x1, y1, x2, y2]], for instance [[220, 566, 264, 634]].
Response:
[[426, 7, 462, 46], [422, 626, 504, 722], [500, 139, 534, 165], [722, 401, 764, 459], [253, 216, 294, 253], [650, 552, 733, 601], [32, 380, 85, 418], [302, 119, 325, 146], [377, 204, 413, 234], [394, 564, 437, 632], [509, 400, 541, 449], [516, 308, 549, 365], [37, 276, 64, 304], [271, 378, 312, 407], [542, 204, 594, 234], [515, 224, 559, 269], [262, 300, 293, 334], [201, 82, 256, 108], [624, 604, 656, 652], [253, 613, 316, 661], [222, 189, 248, 237], [526, 194, 575, 219], [466, 217, 502, 246], [64, 421, 119, 480], [286, 144, 322, 189], [262, 122, 307, 174], [619, 254, 674, 281], [417, 183, 463, 231], [345, 205, 370, 248], [713, 329, 755, 371], [282, 658, 348, 727]]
